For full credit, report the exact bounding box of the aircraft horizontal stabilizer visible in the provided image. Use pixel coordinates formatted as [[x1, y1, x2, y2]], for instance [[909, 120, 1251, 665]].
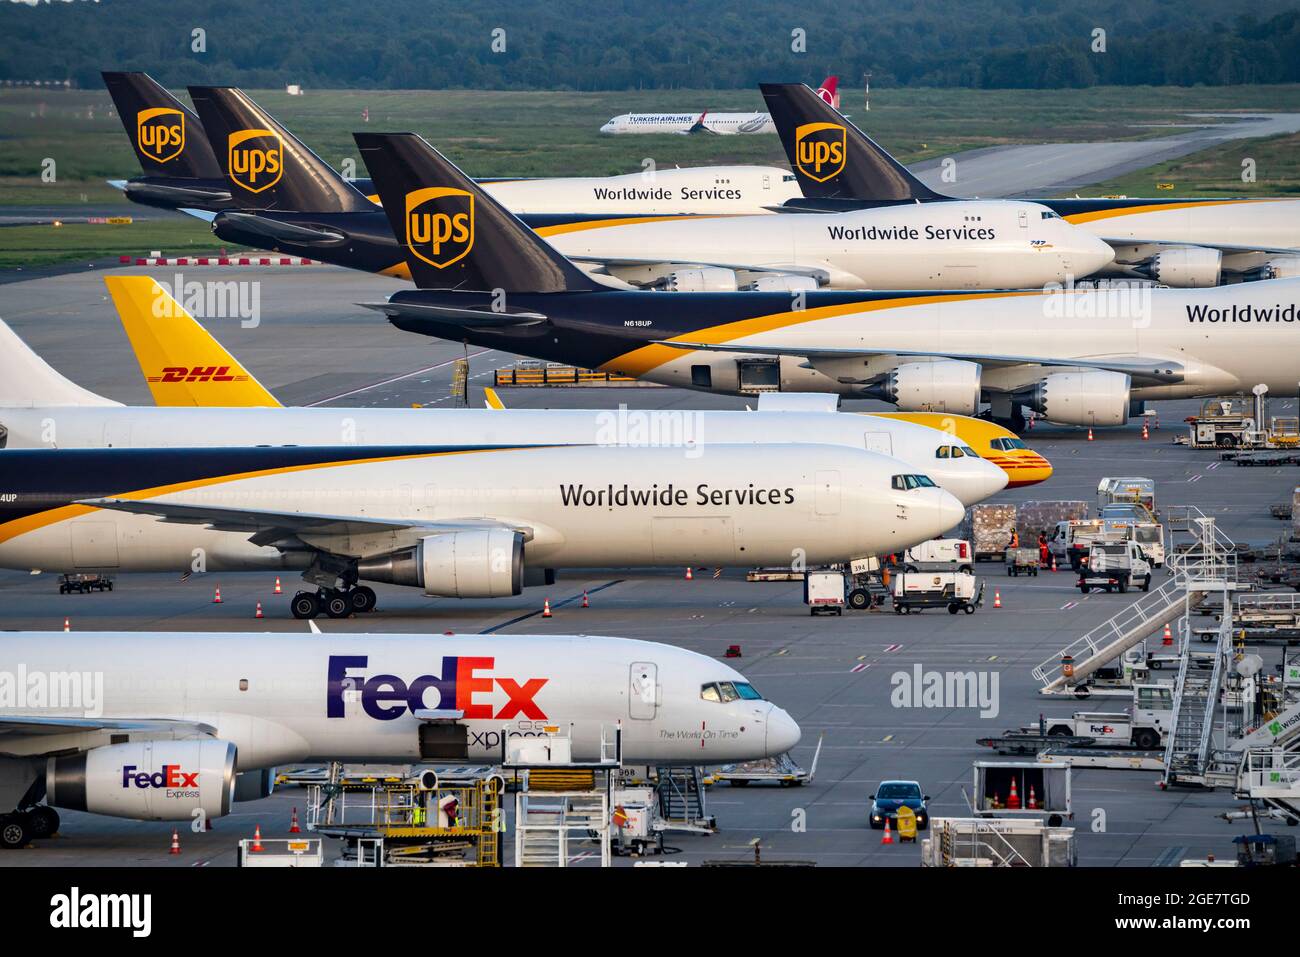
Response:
[[217, 211, 347, 245], [360, 301, 548, 327]]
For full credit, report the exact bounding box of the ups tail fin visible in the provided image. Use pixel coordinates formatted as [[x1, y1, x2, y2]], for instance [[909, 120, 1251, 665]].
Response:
[[188, 86, 373, 213], [761, 82, 949, 202], [355, 131, 603, 293], [102, 72, 223, 179], [0, 319, 119, 408], [104, 276, 282, 408]]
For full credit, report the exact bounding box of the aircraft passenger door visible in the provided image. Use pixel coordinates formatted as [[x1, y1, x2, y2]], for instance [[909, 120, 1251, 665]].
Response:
[[629, 662, 658, 720], [815, 470, 841, 516], [863, 432, 893, 456]]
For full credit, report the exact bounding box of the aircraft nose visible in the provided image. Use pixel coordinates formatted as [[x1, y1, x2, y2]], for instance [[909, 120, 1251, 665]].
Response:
[[1077, 231, 1115, 275], [765, 704, 802, 756], [950, 458, 1008, 506], [915, 487, 966, 538]]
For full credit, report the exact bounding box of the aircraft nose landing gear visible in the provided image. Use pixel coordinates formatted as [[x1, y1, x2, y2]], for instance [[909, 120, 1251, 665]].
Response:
[[290, 585, 379, 620]]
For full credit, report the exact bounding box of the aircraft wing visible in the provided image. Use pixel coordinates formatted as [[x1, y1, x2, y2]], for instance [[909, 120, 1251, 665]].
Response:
[[572, 257, 831, 286], [0, 715, 217, 739], [652, 340, 1185, 385], [1102, 237, 1298, 258], [358, 300, 548, 327], [77, 498, 534, 545]]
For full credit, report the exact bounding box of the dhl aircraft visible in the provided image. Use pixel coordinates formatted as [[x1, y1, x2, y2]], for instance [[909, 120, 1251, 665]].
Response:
[[599, 76, 839, 134], [354, 131, 1300, 432], [762, 82, 1300, 287], [179, 83, 1110, 290], [0, 272, 1049, 490], [0, 631, 799, 846], [103, 72, 800, 222]]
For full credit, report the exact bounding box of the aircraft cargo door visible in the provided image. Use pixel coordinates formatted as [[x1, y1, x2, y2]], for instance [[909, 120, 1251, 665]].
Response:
[[864, 432, 893, 456], [815, 470, 841, 516], [629, 662, 658, 720]]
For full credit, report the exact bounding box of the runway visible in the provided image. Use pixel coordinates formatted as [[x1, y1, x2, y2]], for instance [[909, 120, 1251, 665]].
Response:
[[2, 263, 1296, 866]]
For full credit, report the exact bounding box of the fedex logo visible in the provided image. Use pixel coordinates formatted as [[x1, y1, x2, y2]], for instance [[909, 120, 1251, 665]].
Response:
[[327, 655, 548, 721], [122, 764, 198, 789]]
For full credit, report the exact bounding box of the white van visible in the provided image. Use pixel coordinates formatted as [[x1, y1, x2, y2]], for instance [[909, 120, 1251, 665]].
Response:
[[902, 538, 975, 574]]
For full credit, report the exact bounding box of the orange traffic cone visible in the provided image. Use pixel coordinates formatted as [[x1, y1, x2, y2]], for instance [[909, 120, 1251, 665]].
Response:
[[1027, 786, 1038, 810], [169, 829, 181, 855], [881, 818, 894, 845], [1008, 777, 1021, 809], [251, 824, 264, 852], [1163, 622, 1173, 646], [63, 617, 70, 632], [994, 589, 1002, 609], [289, 807, 301, 834], [212, 586, 223, 604], [685, 566, 694, 580], [542, 599, 552, 618], [581, 590, 589, 608], [273, 576, 282, 595], [1142, 420, 1150, 441], [1087, 427, 1094, 441], [255, 601, 263, 619], [1051, 553, 1058, 573]]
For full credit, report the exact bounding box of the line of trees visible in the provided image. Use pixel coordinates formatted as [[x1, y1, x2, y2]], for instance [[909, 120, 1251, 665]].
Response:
[[2, 0, 1298, 91]]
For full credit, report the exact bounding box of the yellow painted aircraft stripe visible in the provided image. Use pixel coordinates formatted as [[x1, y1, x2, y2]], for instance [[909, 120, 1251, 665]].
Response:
[[1063, 198, 1271, 226]]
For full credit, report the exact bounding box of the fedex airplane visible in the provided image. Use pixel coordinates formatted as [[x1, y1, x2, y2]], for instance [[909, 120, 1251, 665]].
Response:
[[0, 632, 800, 846], [600, 77, 839, 134]]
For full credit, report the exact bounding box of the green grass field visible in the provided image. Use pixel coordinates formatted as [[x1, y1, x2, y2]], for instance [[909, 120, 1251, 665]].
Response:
[[2, 84, 1299, 265]]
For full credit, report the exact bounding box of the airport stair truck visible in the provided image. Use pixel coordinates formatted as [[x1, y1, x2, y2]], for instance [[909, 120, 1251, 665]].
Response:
[[1033, 507, 1238, 704], [656, 766, 715, 832]]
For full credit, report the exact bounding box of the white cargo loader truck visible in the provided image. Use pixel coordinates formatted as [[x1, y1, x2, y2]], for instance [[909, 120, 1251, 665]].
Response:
[[1042, 685, 1173, 750]]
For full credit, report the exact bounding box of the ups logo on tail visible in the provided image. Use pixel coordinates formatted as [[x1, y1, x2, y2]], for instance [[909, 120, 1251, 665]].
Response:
[[136, 108, 185, 164], [227, 129, 283, 193], [405, 187, 474, 268], [794, 122, 846, 183]]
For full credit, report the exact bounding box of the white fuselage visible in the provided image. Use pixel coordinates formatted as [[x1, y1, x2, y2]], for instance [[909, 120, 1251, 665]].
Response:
[[549, 200, 1115, 290], [484, 165, 801, 215], [0, 407, 1006, 506], [1073, 199, 1300, 250], [0, 444, 965, 575], [632, 279, 1300, 400], [0, 633, 802, 768], [600, 113, 776, 135]]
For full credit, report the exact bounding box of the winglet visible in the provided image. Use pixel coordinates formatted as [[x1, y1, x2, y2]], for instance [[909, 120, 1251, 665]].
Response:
[[484, 386, 505, 410], [104, 276, 282, 407]]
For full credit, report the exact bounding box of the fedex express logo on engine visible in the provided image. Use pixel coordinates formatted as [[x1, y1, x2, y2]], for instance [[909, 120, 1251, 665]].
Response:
[[327, 655, 547, 721], [147, 365, 249, 383], [122, 764, 199, 793]]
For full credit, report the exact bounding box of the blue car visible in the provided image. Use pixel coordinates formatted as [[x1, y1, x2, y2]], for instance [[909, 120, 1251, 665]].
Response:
[[870, 780, 930, 830]]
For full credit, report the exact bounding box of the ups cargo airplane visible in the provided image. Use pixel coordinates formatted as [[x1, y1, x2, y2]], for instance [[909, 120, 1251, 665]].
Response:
[[762, 82, 1300, 287], [0, 632, 799, 846], [164, 82, 1111, 290], [103, 72, 800, 220], [356, 132, 1300, 430], [598, 75, 839, 134]]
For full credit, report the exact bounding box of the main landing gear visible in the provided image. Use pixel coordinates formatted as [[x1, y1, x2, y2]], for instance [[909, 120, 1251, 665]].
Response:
[[0, 806, 60, 849], [290, 585, 377, 620]]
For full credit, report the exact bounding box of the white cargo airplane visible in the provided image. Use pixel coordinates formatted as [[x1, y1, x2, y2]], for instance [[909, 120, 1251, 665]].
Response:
[[600, 76, 839, 135], [0, 631, 800, 846]]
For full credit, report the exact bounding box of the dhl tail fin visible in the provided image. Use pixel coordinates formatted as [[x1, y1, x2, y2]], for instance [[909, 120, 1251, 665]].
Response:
[[103, 276, 282, 408]]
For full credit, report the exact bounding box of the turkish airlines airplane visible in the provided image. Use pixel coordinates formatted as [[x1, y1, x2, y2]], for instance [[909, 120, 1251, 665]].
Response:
[[0, 631, 800, 846], [600, 77, 839, 134]]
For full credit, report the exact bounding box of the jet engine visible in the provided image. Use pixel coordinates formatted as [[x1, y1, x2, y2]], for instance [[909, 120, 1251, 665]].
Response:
[[866, 360, 981, 415], [1016, 370, 1131, 426], [45, 739, 236, 821], [357, 528, 524, 598], [1243, 256, 1300, 281], [659, 267, 739, 292], [1136, 246, 1221, 287]]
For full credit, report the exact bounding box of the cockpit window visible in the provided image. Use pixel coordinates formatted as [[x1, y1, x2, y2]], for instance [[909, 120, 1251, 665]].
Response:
[[936, 446, 950, 459], [951, 446, 964, 458], [1040, 210, 1062, 220], [701, 681, 764, 702], [991, 437, 1028, 452], [892, 473, 937, 490], [962, 446, 979, 458]]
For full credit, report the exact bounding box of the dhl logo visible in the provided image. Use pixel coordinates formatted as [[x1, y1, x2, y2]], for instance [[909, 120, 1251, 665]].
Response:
[[228, 128, 283, 193], [147, 366, 249, 383], [404, 187, 474, 268], [136, 107, 185, 164], [794, 122, 846, 183]]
